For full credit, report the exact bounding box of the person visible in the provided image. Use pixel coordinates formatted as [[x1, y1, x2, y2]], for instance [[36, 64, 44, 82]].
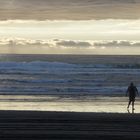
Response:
[[126, 82, 138, 111]]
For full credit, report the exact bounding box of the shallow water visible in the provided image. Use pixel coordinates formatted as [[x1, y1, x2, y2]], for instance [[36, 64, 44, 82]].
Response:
[[0, 95, 139, 113]]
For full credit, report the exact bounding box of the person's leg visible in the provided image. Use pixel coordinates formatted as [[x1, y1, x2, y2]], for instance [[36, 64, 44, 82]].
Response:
[[132, 101, 135, 113], [127, 100, 131, 109], [132, 101, 135, 110]]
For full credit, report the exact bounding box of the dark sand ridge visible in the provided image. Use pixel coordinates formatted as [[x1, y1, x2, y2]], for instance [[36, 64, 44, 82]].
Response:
[[0, 110, 140, 140]]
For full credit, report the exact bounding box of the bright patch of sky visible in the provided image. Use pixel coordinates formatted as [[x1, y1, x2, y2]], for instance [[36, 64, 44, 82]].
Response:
[[0, 19, 140, 41]]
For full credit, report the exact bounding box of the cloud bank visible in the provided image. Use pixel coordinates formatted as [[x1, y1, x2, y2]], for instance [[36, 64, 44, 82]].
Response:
[[1, 38, 140, 48], [0, 38, 93, 48], [0, 0, 140, 20], [0, 38, 140, 54], [94, 41, 140, 48], [56, 40, 92, 47]]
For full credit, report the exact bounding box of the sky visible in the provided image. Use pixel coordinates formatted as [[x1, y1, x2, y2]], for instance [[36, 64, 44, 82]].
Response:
[[0, 0, 140, 54]]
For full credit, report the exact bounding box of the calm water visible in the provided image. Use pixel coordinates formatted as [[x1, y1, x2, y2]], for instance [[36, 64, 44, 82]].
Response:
[[0, 54, 140, 113]]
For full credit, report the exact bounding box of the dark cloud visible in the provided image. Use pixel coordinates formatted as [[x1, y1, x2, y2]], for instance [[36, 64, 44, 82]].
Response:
[[56, 40, 92, 47], [1, 39, 140, 49], [94, 41, 140, 47], [0, 0, 140, 20]]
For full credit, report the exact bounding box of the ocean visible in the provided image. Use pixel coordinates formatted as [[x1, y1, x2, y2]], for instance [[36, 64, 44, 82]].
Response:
[[0, 54, 139, 113]]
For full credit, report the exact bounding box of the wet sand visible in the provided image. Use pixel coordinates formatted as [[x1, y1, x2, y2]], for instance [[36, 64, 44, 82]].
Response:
[[0, 110, 140, 140]]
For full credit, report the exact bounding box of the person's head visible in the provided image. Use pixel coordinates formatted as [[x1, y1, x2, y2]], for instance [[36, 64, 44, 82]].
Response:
[[130, 82, 134, 86]]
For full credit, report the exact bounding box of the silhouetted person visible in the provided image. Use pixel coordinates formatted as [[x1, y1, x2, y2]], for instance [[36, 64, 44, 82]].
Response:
[[126, 82, 138, 112]]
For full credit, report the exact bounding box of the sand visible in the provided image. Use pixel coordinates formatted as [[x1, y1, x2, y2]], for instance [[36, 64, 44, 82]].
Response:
[[0, 110, 139, 140]]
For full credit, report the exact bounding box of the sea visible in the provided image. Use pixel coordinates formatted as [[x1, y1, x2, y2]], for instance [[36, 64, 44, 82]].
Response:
[[0, 54, 140, 113]]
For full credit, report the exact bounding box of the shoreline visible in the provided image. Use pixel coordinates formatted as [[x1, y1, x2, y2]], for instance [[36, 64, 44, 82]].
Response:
[[0, 110, 140, 139]]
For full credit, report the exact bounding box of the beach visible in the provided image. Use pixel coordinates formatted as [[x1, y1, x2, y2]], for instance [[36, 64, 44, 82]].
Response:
[[0, 0, 140, 138], [0, 110, 140, 140], [0, 55, 139, 139]]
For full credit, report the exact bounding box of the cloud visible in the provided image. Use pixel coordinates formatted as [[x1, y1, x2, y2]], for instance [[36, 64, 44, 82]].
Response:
[[1, 38, 140, 50], [0, 0, 140, 20], [0, 38, 140, 54], [0, 38, 51, 47], [94, 41, 140, 47], [56, 40, 92, 47], [0, 38, 96, 54], [0, 38, 93, 48]]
